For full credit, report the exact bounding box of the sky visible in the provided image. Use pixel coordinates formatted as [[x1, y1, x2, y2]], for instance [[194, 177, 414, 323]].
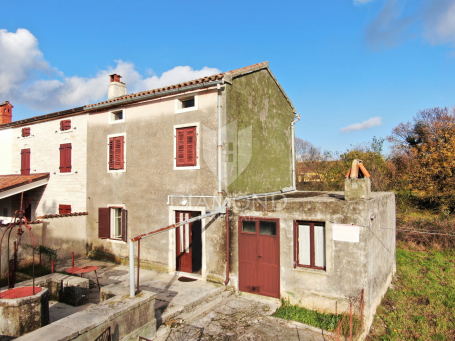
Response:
[[1, 0, 455, 154]]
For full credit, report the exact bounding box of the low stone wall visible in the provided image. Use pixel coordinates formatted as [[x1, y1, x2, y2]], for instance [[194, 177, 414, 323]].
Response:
[[15, 290, 156, 341], [0, 288, 49, 340]]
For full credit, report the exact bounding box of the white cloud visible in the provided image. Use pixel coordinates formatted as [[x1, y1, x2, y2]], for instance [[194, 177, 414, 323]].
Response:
[[340, 117, 383, 133], [364, 0, 455, 49], [0, 28, 221, 112]]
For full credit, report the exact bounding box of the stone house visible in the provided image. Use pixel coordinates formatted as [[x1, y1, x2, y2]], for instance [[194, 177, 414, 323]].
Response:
[[0, 62, 395, 335]]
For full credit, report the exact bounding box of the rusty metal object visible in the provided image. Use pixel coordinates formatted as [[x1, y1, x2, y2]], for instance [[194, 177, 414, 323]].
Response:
[[0, 192, 36, 296]]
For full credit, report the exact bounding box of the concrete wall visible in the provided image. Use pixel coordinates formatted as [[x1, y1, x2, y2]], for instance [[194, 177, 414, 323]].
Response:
[[86, 88, 224, 278], [229, 191, 395, 330], [0, 127, 12, 175], [225, 68, 295, 196], [10, 114, 88, 216]]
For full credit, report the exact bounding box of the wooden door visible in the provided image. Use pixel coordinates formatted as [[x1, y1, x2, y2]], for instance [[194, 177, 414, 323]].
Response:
[[176, 211, 192, 273], [238, 217, 280, 298]]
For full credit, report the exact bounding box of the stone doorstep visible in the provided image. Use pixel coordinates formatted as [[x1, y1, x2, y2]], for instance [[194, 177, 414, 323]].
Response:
[[157, 285, 227, 325]]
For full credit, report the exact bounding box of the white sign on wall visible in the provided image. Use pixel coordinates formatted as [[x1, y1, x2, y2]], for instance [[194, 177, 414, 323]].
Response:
[[332, 224, 360, 243]]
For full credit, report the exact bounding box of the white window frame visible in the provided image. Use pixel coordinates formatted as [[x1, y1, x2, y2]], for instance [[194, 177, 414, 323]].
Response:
[[107, 133, 127, 173], [109, 109, 126, 124], [175, 94, 198, 114], [173, 122, 200, 170], [107, 204, 126, 243], [59, 118, 73, 134]]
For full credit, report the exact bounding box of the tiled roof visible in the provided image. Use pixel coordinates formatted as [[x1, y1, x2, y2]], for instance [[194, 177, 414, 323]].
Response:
[[0, 173, 50, 193], [85, 62, 269, 108]]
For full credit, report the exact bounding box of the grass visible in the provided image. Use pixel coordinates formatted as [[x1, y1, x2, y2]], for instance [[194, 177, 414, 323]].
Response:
[[368, 244, 455, 340], [273, 298, 361, 335]]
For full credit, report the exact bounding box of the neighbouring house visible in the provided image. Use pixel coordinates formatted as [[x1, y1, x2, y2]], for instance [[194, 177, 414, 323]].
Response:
[[0, 62, 395, 336], [0, 105, 89, 276]]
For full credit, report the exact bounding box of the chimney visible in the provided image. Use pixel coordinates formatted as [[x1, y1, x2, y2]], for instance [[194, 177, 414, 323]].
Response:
[[344, 159, 371, 200], [108, 74, 127, 100], [0, 101, 13, 124]]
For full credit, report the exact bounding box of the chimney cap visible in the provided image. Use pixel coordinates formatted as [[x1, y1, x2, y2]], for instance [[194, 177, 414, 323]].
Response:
[[345, 159, 371, 179], [0, 101, 13, 108], [110, 74, 122, 83]]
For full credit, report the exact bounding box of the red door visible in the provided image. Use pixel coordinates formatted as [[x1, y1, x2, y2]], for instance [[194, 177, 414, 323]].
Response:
[[238, 217, 280, 298], [176, 211, 193, 273]]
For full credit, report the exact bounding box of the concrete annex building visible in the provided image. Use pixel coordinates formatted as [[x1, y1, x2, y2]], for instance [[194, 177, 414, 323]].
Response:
[[0, 62, 396, 334]]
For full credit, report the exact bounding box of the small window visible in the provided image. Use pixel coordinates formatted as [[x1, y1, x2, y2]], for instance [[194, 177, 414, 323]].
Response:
[[60, 120, 71, 131], [240, 218, 279, 236], [59, 204, 71, 214], [175, 94, 198, 113], [242, 221, 256, 233], [111, 110, 124, 122], [22, 127, 31, 137], [294, 221, 325, 270], [98, 207, 127, 241], [260, 221, 277, 236], [181, 98, 195, 109]]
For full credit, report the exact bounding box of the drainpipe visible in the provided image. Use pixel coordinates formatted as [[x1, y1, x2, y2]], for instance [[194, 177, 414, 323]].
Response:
[[129, 240, 135, 297], [291, 113, 301, 190], [224, 205, 230, 285], [217, 83, 223, 208]]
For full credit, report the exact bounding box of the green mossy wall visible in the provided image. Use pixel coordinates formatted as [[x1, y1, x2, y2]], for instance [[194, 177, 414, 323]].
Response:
[[226, 69, 294, 196]]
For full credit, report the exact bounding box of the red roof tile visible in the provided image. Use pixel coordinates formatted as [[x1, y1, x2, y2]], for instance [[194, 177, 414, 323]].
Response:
[[85, 62, 269, 108], [0, 173, 50, 193]]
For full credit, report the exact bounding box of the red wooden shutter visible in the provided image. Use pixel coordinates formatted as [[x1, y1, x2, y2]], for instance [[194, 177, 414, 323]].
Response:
[[60, 121, 64, 131], [98, 208, 110, 239], [114, 136, 124, 170], [186, 127, 197, 166], [22, 128, 30, 137], [176, 129, 186, 166], [176, 127, 197, 167], [121, 209, 127, 242], [21, 149, 30, 175], [109, 137, 115, 169], [60, 143, 71, 173], [59, 204, 71, 214], [65, 120, 71, 130]]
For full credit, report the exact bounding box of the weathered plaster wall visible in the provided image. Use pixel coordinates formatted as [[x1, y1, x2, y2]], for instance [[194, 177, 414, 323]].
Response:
[[0, 127, 12, 175], [10, 114, 88, 216], [86, 88, 224, 277], [226, 69, 294, 196], [229, 191, 395, 327]]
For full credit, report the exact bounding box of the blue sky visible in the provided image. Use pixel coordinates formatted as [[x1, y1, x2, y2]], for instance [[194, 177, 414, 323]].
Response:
[[1, 0, 455, 154]]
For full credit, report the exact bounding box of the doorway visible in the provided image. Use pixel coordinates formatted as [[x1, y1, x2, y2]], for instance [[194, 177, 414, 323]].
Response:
[[175, 211, 202, 274], [238, 217, 280, 298]]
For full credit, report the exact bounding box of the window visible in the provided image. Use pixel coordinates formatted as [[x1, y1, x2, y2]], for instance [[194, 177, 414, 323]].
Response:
[[108, 135, 125, 170], [60, 120, 71, 131], [176, 126, 197, 167], [175, 94, 198, 113], [109, 110, 125, 124], [59, 143, 72, 173], [98, 207, 127, 241], [59, 204, 71, 214], [20, 148, 31, 175], [294, 221, 325, 270], [240, 217, 278, 236], [22, 127, 31, 137]]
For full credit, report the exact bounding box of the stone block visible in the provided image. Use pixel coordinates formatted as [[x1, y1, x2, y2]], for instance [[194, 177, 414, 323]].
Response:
[[344, 178, 371, 200], [61, 276, 89, 306]]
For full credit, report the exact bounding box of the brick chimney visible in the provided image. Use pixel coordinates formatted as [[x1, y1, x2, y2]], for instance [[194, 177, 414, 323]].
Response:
[[108, 74, 127, 100], [0, 101, 13, 124]]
